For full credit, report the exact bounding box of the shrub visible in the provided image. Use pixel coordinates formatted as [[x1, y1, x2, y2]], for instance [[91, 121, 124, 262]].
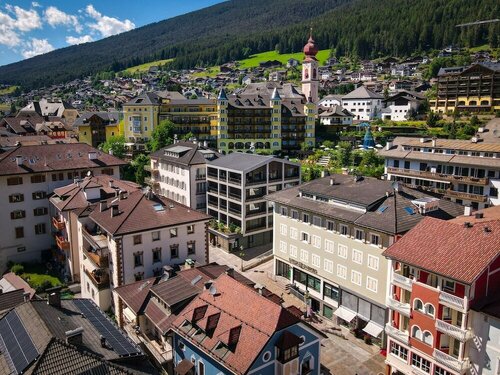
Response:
[[10, 263, 24, 275], [364, 334, 372, 345], [38, 279, 54, 293]]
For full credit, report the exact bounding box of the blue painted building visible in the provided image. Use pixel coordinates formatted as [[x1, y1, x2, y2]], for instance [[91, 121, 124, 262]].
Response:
[[169, 274, 324, 375]]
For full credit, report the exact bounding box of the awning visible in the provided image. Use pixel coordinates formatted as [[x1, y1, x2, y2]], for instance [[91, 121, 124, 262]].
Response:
[[123, 307, 136, 323], [362, 321, 384, 337], [333, 306, 356, 322]]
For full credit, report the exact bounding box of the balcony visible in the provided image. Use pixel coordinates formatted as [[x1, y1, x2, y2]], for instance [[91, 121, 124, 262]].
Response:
[[84, 269, 110, 291], [433, 349, 470, 374], [385, 323, 409, 345], [386, 297, 411, 317], [195, 174, 206, 181], [444, 190, 487, 203], [386, 167, 489, 186], [392, 273, 413, 291], [435, 319, 472, 343], [55, 235, 69, 251], [52, 217, 64, 231], [439, 290, 468, 312], [83, 248, 109, 269]]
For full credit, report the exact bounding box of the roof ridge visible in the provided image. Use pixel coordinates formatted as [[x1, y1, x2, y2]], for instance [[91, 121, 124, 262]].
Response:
[[111, 191, 146, 235]]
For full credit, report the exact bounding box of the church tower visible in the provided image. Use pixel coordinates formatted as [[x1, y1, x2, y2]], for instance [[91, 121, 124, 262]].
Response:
[[302, 29, 319, 103]]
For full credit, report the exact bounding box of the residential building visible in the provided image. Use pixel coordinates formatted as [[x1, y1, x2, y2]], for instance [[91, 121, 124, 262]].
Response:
[[77, 188, 209, 311], [216, 34, 318, 154], [380, 137, 500, 209], [429, 63, 500, 113], [50, 175, 141, 282], [74, 111, 122, 148], [318, 105, 353, 127], [342, 86, 384, 121], [18, 98, 80, 126], [0, 143, 126, 271], [207, 153, 300, 252], [114, 263, 257, 370], [123, 91, 218, 151], [0, 288, 156, 374], [317, 94, 343, 108], [383, 217, 499, 375], [0, 115, 73, 139], [148, 141, 221, 211], [170, 273, 324, 375], [381, 91, 425, 121], [267, 174, 463, 344]]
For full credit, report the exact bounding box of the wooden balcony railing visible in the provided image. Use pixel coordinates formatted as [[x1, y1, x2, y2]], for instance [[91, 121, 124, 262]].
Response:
[[444, 190, 487, 203], [52, 217, 65, 231], [84, 269, 110, 291], [387, 167, 489, 186], [55, 235, 69, 251]]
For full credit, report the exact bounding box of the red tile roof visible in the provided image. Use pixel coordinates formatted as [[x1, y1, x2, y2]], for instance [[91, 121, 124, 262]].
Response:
[[0, 143, 127, 176], [170, 274, 300, 374], [113, 277, 157, 314], [383, 217, 500, 284], [89, 190, 210, 235]]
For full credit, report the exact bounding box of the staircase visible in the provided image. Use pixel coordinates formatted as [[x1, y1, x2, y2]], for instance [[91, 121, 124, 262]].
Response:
[[318, 155, 331, 167]]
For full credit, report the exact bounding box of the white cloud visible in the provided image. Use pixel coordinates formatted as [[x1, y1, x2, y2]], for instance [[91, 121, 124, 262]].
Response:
[[22, 38, 54, 58], [9, 5, 42, 32], [45, 6, 82, 33], [66, 35, 93, 45], [31, 2, 41, 8], [85, 4, 135, 37]]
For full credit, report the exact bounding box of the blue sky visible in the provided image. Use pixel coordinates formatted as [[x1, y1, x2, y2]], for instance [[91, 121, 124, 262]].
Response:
[[0, 0, 224, 66]]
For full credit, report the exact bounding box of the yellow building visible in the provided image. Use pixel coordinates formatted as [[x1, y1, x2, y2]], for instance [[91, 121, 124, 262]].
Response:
[[430, 63, 500, 114], [74, 112, 122, 148], [123, 92, 161, 144]]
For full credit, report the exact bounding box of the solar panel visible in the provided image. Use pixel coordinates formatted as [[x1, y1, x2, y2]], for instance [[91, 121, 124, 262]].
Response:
[[0, 310, 39, 374], [404, 206, 416, 215], [73, 299, 141, 357]]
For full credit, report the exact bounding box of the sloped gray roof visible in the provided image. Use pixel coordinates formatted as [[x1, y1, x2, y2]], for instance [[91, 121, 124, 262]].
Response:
[[342, 86, 383, 100]]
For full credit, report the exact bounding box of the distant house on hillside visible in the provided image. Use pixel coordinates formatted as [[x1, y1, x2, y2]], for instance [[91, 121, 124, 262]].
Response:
[[259, 60, 282, 68]]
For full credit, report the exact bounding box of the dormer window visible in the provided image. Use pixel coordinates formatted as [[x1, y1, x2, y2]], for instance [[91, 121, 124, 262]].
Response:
[[276, 331, 301, 363]]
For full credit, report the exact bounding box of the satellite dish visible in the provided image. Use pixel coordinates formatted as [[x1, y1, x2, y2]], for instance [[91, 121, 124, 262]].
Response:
[[209, 285, 217, 296]]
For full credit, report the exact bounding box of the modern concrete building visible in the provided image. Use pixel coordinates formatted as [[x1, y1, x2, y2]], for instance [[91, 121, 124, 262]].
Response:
[[267, 174, 463, 344], [380, 137, 500, 209], [207, 153, 300, 252], [148, 140, 221, 211], [0, 143, 126, 272]]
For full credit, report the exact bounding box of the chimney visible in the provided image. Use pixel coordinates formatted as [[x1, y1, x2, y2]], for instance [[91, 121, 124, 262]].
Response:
[[88, 151, 97, 160], [108, 149, 113, 156], [108, 180, 114, 188], [100, 335, 107, 348], [65, 327, 84, 346], [110, 204, 119, 217], [463, 205, 472, 217], [203, 141, 208, 147], [329, 177, 335, 185], [432, 137, 437, 147], [463, 222, 473, 228], [385, 141, 393, 151], [475, 212, 484, 219], [15, 155, 23, 166], [225, 268, 234, 278], [341, 168, 349, 175], [420, 137, 426, 143], [99, 200, 107, 212], [46, 286, 62, 308], [184, 259, 195, 269], [321, 170, 330, 178], [204, 281, 213, 290], [254, 283, 264, 295]]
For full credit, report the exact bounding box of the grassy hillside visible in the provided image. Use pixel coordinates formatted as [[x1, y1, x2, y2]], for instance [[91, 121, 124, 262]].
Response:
[[0, 86, 18, 95], [237, 49, 331, 69], [122, 59, 174, 74]]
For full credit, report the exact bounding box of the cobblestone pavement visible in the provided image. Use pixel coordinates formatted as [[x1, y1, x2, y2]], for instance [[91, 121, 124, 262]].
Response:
[[209, 245, 386, 375]]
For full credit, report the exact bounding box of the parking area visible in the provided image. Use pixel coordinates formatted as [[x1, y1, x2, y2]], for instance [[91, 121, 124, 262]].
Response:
[[208, 246, 386, 375]]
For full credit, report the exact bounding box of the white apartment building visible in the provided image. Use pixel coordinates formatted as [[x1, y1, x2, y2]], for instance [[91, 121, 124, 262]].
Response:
[[0, 143, 125, 271], [149, 140, 220, 211], [53, 181, 210, 311], [470, 301, 500, 375], [380, 137, 500, 209], [342, 86, 383, 121], [267, 174, 463, 344], [317, 95, 343, 108], [381, 91, 425, 122]]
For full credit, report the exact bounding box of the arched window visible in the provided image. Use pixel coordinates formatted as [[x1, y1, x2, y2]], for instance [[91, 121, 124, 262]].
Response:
[[220, 142, 226, 147], [413, 298, 424, 312], [273, 142, 279, 147], [423, 331, 433, 345], [425, 303, 435, 317], [412, 325, 422, 340]]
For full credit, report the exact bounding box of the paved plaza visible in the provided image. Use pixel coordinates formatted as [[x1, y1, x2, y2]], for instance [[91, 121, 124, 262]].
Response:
[[208, 245, 386, 375]]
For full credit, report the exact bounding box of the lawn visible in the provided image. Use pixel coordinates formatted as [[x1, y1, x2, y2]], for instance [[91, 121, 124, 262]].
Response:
[[17, 263, 63, 292], [237, 49, 331, 69], [0, 103, 10, 112], [191, 66, 221, 78], [122, 59, 174, 74], [0, 85, 18, 95]]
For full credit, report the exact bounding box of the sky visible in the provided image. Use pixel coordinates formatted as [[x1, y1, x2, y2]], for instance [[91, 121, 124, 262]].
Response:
[[0, 0, 224, 67]]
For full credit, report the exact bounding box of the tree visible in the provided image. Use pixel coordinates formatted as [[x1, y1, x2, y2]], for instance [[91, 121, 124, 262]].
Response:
[[182, 132, 195, 141], [190, 93, 198, 100], [336, 141, 353, 167], [99, 135, 126, 159], [131, 154, 150, 185], [356, 150, 384, 178], [149, 120, 175, 152]]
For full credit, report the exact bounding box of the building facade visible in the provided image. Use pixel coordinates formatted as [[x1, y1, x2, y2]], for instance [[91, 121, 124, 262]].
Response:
[[148, 141, 220, 211], [383, 217, 500, 375], [381, 91, 425, 122], [207, 153, 300, 252], [429, 63, 500, 113], [342, 86, 384, 121], [381, 137, 500, 209], [267, 175, 463, 344], [0, 143, 125, 271], [74, 112, 122, 148]]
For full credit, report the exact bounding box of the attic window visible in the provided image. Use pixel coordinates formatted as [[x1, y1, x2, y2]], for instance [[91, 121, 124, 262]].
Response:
[[377, 205, 388, 213], [404, 207, 416, 215], [153, 204, 165, 212]]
